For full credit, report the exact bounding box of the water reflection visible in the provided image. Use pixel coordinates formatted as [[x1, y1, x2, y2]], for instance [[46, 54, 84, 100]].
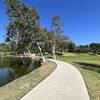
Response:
[[0, 57, 41, 87]]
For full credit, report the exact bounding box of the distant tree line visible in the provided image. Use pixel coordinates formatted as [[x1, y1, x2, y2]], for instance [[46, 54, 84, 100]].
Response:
[[1, 42, 100, 55], [67, 42, 100, 55]]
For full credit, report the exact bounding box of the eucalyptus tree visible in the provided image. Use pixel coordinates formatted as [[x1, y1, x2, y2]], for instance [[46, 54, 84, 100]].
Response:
[[41, 25, 69, 58], [51, 16, 64, 59], [4, 0, 46, 62]]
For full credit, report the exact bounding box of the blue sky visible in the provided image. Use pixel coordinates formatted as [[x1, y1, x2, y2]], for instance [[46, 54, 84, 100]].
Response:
[[0, 0, 100, 45]]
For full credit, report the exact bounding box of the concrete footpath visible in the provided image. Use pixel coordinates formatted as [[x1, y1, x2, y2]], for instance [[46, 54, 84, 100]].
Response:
[[21, 60, 90, 100]]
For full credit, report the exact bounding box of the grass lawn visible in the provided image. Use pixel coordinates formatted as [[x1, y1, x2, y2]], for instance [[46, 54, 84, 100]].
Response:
[[59, 52, 100, 100]]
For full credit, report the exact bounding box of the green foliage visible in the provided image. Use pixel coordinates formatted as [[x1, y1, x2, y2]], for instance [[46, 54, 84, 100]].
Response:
[[76, 43, 100, 54], [4, 0, 40, 54], [51, 16, 66, 58], [76, 45, 90, 53], [89, 43, 100, 54], [4, 0, 70, 55], [51, 16, 63, 39], [0, 43, 9, 52], [67, 42, 76, 52]]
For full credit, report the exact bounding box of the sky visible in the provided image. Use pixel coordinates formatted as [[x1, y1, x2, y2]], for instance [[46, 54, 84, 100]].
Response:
[[0, 0, 100, 45]]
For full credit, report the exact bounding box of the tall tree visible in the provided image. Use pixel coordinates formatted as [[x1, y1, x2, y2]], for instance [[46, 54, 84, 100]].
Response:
[[38, 28, 69, 56], [4, 0, 46, 62], [51, 16, 63, 59]]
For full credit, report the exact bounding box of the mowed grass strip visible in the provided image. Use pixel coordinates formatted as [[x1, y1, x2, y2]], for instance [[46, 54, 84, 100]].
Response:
[[59, 52, 100, 100]]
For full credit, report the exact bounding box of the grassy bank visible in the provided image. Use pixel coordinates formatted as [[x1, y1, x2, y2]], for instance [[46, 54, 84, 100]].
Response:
[[0, 61, 56, 100], [59, 52, 100, 100]]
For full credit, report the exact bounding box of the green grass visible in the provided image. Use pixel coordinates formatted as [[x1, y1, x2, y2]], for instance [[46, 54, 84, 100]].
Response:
[[59, 52, 100, 100]]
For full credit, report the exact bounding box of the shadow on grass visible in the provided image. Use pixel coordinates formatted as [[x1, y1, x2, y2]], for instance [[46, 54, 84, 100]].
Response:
[[75, 62, 100, 73]]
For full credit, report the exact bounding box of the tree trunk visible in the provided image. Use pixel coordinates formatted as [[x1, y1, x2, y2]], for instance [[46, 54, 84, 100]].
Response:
[[36, 42, 46, 62], [27, 49, 35, 61], [27, 49, 35, 71], [28, 60, 35, 72], [52, 41, 56, 59]]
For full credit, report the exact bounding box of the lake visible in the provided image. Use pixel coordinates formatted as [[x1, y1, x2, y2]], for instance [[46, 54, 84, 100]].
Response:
[[0, 57, 41, 87]]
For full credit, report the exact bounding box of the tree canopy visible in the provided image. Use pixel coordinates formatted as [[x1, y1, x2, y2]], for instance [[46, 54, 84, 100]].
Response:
[[5, 0, 40, 54]]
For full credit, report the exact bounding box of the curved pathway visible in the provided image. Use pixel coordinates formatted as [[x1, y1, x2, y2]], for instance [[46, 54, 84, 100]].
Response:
[[21, 60, 90, 100]]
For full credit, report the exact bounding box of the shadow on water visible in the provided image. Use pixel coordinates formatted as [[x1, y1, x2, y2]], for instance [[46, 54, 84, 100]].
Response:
[[0, 57, 41, 87], [75, 62, 100, 73]]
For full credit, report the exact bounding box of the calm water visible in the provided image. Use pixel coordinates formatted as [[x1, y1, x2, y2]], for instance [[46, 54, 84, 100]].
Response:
[[0, 57, 41, 87]]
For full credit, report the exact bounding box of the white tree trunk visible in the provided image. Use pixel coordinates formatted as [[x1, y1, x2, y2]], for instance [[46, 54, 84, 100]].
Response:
[[27, 49, 35, 71], [37, 42, 46, 62], [27, 49, 31, 56], [52, 41, 56, 59], [27, 49, 35, 61]]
